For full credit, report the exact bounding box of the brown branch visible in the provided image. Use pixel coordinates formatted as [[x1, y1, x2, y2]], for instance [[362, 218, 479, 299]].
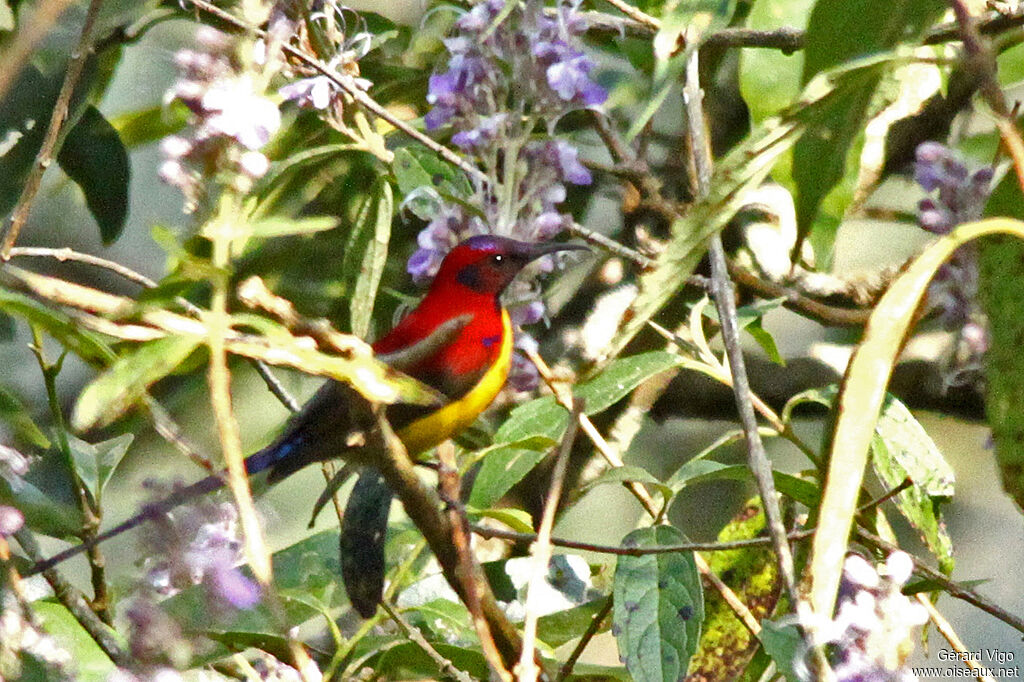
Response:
[[0, 0, 105, 259], [370, 413, 525, 673], [436, 440, 513, 682]]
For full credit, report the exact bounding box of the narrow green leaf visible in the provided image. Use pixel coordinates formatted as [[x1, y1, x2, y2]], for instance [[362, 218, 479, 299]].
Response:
[[739, 0, 815, 125], [33, 600, 116, 681], [109, 102, 189, 148], [811, 218, 1024, 622], [57, 105, 131, 244], [870, 396, 955, 573], [468, 446, 548, 509], [781, 384, 837, 424], [613, 525, 703, 682], [1, 454, 85, 538], [0, 288, 114, 366], [392, 145, 472, 208], [345, 179, 393, 337], [584, 465, 674, 503], [467, 506, 534, 534], [537, 596, 611, 649], [473, 352, 688, 507], [72, 335, 201, 430], [604, 56, 902, 360], [0, 385, 51, 449], [248, 215, 339, 238]]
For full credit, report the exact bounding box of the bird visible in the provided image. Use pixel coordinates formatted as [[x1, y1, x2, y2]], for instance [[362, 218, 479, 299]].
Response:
[[27, 235, 584, 615]]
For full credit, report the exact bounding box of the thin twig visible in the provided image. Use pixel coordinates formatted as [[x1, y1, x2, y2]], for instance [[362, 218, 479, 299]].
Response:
[[381, 600, 475, 682], [916, 594, 996, 682], [0, 0, 105, 259], [13, 527, 131, 666], [8, 247, 159, 288], [253, 361, 301, 413], [695, 553, 762, 635], [682, 46, 801, 612], [517, 398, 582, 682], [554, 597, 613, 682], [597, 0, 660, 30], [437, 440, 513, 682], [471, 523, 816, 555], [856, 529, 1024, 635]]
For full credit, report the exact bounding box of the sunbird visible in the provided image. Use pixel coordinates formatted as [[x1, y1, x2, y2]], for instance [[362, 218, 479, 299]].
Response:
[[29, 235, 584, 614]]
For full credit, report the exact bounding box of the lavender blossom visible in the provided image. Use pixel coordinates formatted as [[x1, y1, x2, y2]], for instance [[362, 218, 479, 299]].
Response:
[[914, 142, 992, 234], [0, 444, 29, 486], [0, 505, 23, 537], [802, 552, 928, 681], [416, 0, 602, 390], [138, 481, 261, 612], [160, 27, 281, 212]]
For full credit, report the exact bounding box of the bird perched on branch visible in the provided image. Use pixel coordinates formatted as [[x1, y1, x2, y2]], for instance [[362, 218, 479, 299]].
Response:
[[28, 235, 584, 615]]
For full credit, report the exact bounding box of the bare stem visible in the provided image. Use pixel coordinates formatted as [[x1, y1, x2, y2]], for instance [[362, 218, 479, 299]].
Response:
[[681, 47, 801, 611]]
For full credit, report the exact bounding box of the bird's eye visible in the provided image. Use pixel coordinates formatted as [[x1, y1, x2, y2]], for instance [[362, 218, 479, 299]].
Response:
[[490, 254, 504, 265]]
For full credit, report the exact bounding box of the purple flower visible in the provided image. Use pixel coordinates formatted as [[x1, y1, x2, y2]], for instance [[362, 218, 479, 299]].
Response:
[[279, 76, 335, 110], [549, 140, 592, 185]]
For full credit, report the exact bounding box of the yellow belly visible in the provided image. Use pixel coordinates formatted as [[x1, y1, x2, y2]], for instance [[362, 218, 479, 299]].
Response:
[[396, 309, 513, 455]]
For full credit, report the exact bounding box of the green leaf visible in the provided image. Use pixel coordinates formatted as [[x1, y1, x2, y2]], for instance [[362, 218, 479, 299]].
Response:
[[66, 433, 133, 505], [870, 396, 955, 573], [537, 596, 611, 649], [109, 102, 189, 148], [0, 288, 114, 366], [980, 173, 1024, 511], [72, 334, 201, 430], [781, 384, 838, 424], [472, 352, 687, 507], [468, 445, 548, 509], [343, 179, 393, 337], [33, 600, 117, 682], [57, 105, 130, 245], [247, 215, 339, 238], [373, 642, 489, 680], [739, 0, 815, 124], [613, 525, 703, 682], [792, 0, 944, 254], [810, 218, 1024, 622], [0, 384, 51, 448], [604, 55, 902, 360], [0, 65, 64, 216], [467, 505, 534, 533], [392, 146, 472, 219], [757, 619, 803, 682]]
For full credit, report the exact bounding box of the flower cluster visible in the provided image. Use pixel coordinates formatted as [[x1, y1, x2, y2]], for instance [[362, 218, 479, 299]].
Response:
[[810, 552, 928, 681], [913, 142, 993, 386], [415, 0, 605, 389], [159, 27, 282, 212], [915, 142, 992, 234], [137, 480, 261, 612]]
